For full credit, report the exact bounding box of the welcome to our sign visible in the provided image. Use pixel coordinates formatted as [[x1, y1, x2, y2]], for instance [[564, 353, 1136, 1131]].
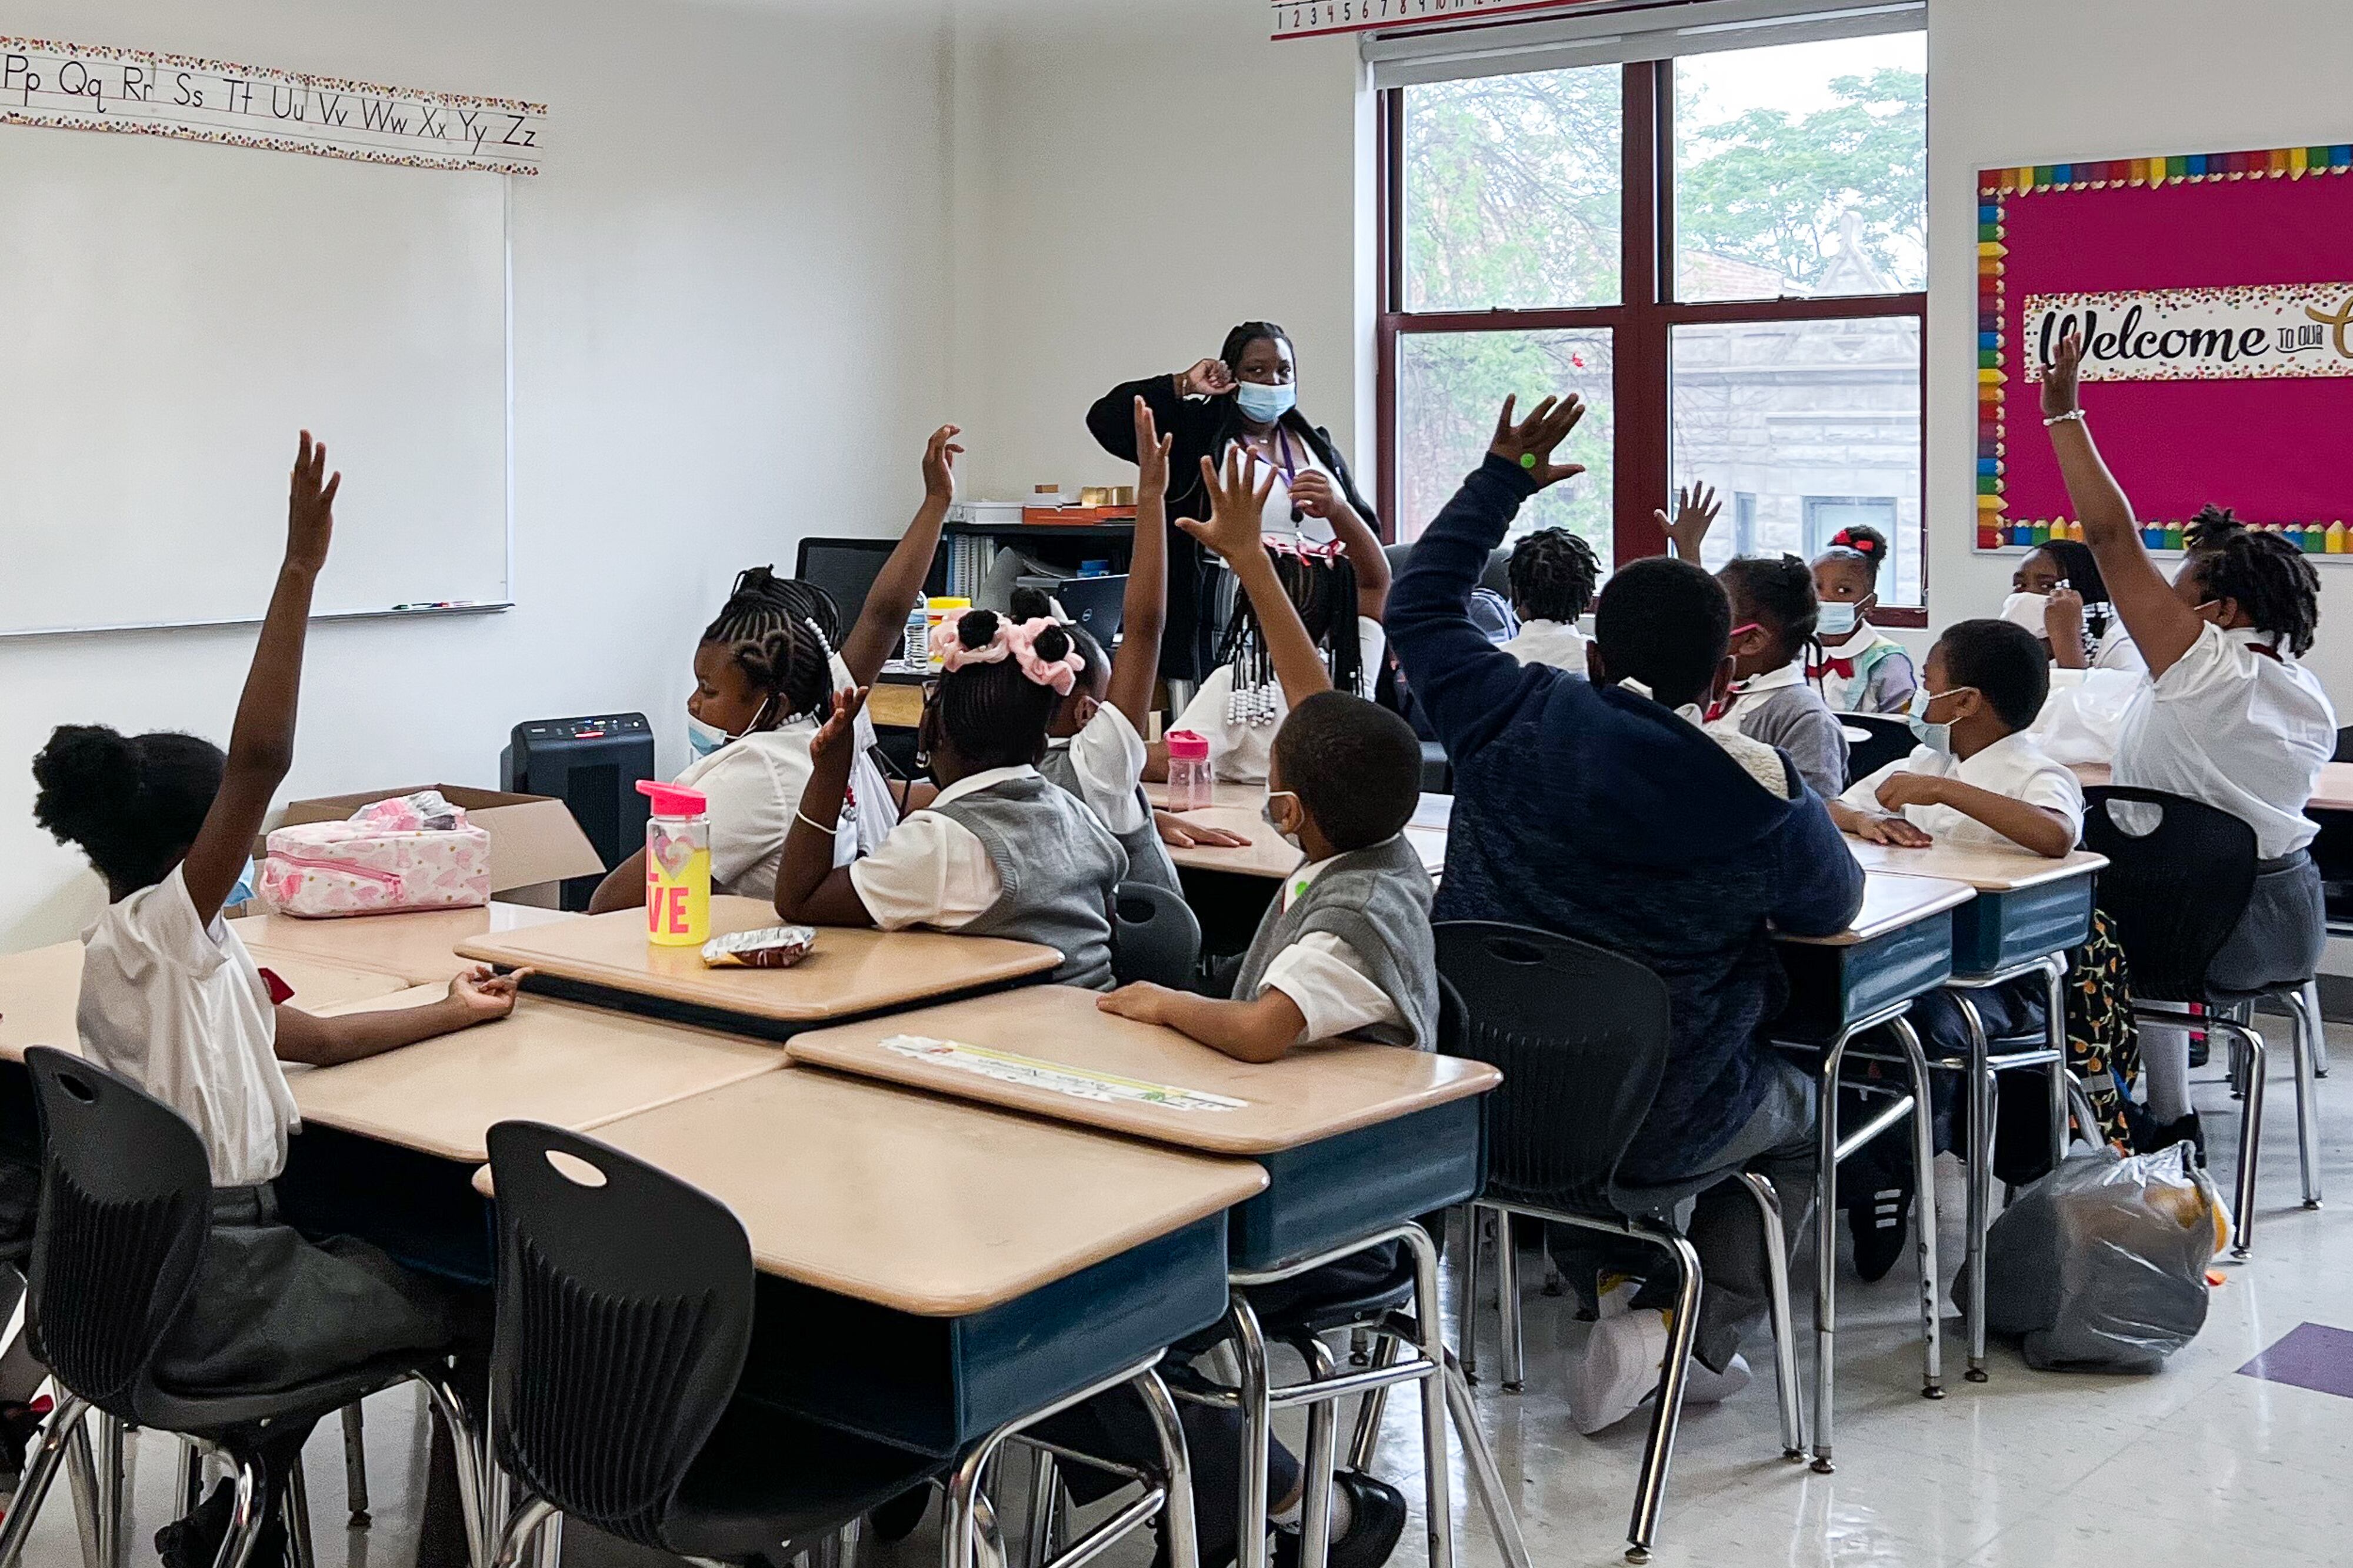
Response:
[[2024, 285, 2353, 383]]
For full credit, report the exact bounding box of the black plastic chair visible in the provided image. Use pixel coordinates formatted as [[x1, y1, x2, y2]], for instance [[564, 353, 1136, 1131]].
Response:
[[1111, 882, 1203, 990], [1436, 922, 1802, 1564], [0, 1049, 486, 1568], [2082, 788, 2321, 1255], [1839, 713, 1917, 788], [483, 1120, 945, 1568]]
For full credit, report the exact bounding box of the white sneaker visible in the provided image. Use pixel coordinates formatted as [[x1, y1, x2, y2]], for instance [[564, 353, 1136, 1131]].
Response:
[[1569, 1309, 1671, 1434], [1680, 1352, 1751, 1404]]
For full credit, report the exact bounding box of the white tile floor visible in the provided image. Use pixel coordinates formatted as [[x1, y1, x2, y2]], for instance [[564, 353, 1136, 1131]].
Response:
[[15, 1027, 2351, 1568]]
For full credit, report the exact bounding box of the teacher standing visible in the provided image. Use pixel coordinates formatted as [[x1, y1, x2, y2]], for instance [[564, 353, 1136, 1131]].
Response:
[[1088, 321, 1379, 682]]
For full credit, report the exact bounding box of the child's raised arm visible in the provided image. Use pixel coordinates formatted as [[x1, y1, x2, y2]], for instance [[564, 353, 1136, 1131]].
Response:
[[1289, 471, 1392, 622], [1178, 452, 1332, 707], [1105, 399, 1172, 731], [774, 689, 878, 928], [838, 425, 964, 685], [182, 432, 337, 925]]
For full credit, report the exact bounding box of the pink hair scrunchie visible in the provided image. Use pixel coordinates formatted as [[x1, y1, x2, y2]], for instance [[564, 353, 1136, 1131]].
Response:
[[929, 616, 1011, 672], [1004, 617, 1084, 698]]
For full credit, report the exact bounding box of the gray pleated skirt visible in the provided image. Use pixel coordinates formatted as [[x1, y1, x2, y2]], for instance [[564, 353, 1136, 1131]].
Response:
[[2208, 850, 2325, 996], [152, 1185, 469, 1396]]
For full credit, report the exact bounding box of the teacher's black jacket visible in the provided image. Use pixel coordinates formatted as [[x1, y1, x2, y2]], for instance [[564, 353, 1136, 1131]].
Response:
[[1088, 374, 1379, 682]]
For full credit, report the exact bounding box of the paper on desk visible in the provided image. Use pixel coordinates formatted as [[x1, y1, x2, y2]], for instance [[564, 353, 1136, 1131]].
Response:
[[877, 1035, 1248, 1112]]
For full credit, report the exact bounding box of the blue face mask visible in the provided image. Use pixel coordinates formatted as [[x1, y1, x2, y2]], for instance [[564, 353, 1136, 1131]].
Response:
[[1817, 600, 1861, 639], [1234, 381, 1297, 424], [686, 709, 732, 760], [1906, 683, 1976, 758]]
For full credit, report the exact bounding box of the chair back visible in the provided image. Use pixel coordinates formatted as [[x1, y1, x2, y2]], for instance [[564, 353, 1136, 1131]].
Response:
[[487, 1122, 756, 1549], [2334, 726, 2353, 765], [1841, 713, 1917, 787], [24, 1047, 212, 1417], [1111, 880, 1202, 989], [2081, 786, 2259, 1003], [1434, 923, 1672, 1217]]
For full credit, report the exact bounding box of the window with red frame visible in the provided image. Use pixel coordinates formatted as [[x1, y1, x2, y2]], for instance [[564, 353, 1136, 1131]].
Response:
[[1379, 32, 1928, 619]]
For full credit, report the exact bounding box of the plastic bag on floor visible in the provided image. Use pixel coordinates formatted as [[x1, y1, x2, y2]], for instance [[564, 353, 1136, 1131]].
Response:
[[1982, 1140, 2227, 1372]]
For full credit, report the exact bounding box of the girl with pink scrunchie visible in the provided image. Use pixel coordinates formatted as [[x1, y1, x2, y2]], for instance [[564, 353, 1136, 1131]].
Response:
[[774, 592, 1132, 990]]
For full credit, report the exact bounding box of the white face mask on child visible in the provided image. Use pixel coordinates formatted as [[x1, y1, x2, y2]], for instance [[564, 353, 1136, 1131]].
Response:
[[1261, 791, 1304, 851]]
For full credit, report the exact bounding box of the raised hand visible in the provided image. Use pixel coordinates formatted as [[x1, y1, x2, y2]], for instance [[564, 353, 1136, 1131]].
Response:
[[922, 425, 965, 503], [810, 686, 869, 762], [1657, 483, 1722, 562], [2045, 584, 2087, 647], [286, 430, 340, 576], [1174, 449, 1277, 565], [1487, 395, 1588, 489], [2042, 331, 2083, 420], [1179, 358, 1236, 399], [1133, 398, 1173, 500]]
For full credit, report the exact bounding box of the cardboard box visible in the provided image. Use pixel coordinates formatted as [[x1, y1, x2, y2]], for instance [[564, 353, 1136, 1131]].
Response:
[[257, 785, 606, 908]]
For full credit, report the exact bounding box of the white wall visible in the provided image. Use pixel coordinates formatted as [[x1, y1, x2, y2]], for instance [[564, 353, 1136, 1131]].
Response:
[[1926, 0, 2353, 703], [0, 0, 955, 949], [944, 0, 1369, 503]]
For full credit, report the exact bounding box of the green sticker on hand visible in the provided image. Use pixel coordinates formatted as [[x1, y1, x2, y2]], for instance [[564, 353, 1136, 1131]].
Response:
[[1519, 452, 1538, 469]]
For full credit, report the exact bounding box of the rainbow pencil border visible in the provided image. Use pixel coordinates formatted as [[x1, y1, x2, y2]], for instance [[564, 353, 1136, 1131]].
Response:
[[1976, 144, 2353, 559]]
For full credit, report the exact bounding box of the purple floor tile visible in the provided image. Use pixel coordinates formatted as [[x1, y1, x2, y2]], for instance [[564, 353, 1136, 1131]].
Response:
[[2239, 1322, 2353, 1399]]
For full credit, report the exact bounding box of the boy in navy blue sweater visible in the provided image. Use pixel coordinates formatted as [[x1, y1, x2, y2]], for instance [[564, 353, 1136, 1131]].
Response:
[[1391, 396, 1864, 1429]]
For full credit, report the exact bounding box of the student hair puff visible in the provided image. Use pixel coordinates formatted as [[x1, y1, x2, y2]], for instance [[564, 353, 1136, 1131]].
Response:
[[703, 569, 839, 724], [1817, 525, 1889, 585], [1720, 553, 1821, 659], [1507, 528, 1602, 625], [2184, 506, 2322, 658], [1007, 585, 1108, 692], [929, 610, 1079, 770], [1216, 548, 1362, 726], [32, 725, 227, 892]]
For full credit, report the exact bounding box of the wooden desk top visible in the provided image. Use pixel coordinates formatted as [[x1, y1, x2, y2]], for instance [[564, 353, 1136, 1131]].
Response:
[[292, 989, 782, 1162], [1152, 791, 1451, 882], [241, 902, 575, 986], [1844, 837, 2108, 892], [786, 984, 1500, 1157], [1145, 780, 1273, 813], [2072, 760, 2353, 814], [1774, 873, 1975, 948], [0, 940, 411, 1062], [455, 898, 1061, 1024], [480, 1070, 1267, 1316]]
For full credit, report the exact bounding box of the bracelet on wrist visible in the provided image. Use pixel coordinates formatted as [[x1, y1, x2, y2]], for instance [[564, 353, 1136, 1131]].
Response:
[[2044, 408, 2087, 428], [795, 809, 839, 836]]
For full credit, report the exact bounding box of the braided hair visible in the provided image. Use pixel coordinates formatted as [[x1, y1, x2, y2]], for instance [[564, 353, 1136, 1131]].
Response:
[[1216, 550, 1362, 726], [932, 610, 1071, 770], [730, 565, 844, 648], [1220, 321, 1293, 379], [1815, 525, 1889, 586], [1719, 553, 1821, 665], [1507, 528, 1601, 624], [701, 569, 838, 726], [2184, 506, 2321, 658]]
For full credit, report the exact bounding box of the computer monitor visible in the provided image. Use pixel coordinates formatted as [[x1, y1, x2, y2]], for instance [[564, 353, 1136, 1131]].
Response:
[[793, 536, 899, 629]]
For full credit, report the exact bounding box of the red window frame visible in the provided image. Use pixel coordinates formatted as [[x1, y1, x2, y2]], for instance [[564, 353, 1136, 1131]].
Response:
[[1374, 58, 1930, 626]]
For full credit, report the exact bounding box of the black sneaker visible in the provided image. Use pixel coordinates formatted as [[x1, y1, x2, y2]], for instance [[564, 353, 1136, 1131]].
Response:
[[1849, 1185, 1911, 1285], [2156, 1112, 2207, 1167]]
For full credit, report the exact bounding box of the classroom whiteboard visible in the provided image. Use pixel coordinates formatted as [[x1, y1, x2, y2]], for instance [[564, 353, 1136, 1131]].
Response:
[[0, 125, 509, 636]]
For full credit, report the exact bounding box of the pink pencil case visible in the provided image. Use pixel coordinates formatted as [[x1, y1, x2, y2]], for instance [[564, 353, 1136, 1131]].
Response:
[[257, 794, 492, 918]]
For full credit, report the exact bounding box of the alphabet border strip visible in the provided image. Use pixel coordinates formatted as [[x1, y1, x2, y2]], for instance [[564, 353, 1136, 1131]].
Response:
[[0, 34, 545, 175]]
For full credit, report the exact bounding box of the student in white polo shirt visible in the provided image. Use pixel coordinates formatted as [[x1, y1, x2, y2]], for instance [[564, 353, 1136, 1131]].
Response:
[[2040, 330, 2335, 1152]]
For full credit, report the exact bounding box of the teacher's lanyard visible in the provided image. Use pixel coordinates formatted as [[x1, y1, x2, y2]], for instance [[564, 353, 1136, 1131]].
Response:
[[1244, 427, 1305, 523]]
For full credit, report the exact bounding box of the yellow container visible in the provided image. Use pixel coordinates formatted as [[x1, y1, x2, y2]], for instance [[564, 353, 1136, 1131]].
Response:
[[638, 780, 711, 948], [924, 596, 973, 670]]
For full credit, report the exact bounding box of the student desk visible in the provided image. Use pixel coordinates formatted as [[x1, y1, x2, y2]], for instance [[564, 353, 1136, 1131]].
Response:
[[2072, 759, 2353, 812], [785, 986, 1525, 1568], [274, 988, 785, 1286], [455, 896, 1061, 1040], [484, 1067, 1265, 1456], [0, 939, 412, 1061], [1844, 838, 2108, 1385], [1146, 792, 1451, 882], [1770, 873, 1974, 1472], [239, 902, 575, 986]]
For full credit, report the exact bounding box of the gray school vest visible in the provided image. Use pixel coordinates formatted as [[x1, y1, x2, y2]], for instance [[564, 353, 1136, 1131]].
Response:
[[929, 772, 1130, 990], [1037, 745, 1182, 895], [1231, 834, 1439, 1051]]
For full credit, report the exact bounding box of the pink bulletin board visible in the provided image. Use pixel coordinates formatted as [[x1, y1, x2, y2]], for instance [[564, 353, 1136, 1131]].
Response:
[[1978, 146, 2353, 559]]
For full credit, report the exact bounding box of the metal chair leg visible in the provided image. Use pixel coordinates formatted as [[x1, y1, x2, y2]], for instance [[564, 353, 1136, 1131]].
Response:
[[535, 1513, 564, 1568], [1230, 1296, 1274, 1568], [1398, 1225, 1456, 1568], [0, 1393, 92, 1568], [1495, 1209, 1525, 1394], [284, 1458, 318, 1568], [2064, 1070, 2104, 1152], [414, 1367, 492, 1568], [212, 1457, 269, 1568], [1734, 1175, 1805, 1459], [1439, 1352, 1531, 1568], [1345, 1337, 1401, 1473], [1132, 1367, 1201, 1568], [2304, 979, 2329, 1077], [1457, 1206, 1484, 1385], [1021, 1449, 1061, 1568], [2225, 1020, 2268, 1258], [66, 1409, 100, 1568], [2044, 958, 2072, 1174], [491, 1498, 557, 1568], [95, 1412, 127, 1568], [1891, 1018, 1945, 1400], [1297, 1339, 1338, 1568], [341, 1402, 371, 1526], [2285, 984, 2324, 1209], [1624, 1233, 1702, 1565], [1952, 992, 1996, 1384]]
